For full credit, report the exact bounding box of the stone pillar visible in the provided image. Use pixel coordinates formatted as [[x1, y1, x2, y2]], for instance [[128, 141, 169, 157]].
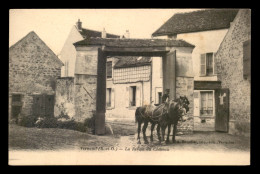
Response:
[[95, 48, 106, 135], [162, 51, 176, 100]]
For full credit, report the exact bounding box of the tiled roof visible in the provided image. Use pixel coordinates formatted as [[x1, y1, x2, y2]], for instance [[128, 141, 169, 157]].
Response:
[[73, 38, 195, 48], [152, 9, 239, 36], [79, 28, 120, 39], [113, 56, 151, 69]]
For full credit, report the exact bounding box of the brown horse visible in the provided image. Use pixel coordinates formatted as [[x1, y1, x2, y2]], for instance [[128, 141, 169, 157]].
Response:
[[135, 96, 188, 144], [160, 96, 190, 144]]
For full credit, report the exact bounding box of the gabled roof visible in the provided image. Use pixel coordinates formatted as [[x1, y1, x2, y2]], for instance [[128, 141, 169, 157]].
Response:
[[79, 28, 120, 39], [73, 37, 195, 48], [152, 9, 239, 36], [113, 56, 151, 69], [9, 31, 64, 66]]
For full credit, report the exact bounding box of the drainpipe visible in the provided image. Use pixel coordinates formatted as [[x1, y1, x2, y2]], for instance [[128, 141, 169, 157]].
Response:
[[141, 81, 144, 106], [150, 58, 153, 104]]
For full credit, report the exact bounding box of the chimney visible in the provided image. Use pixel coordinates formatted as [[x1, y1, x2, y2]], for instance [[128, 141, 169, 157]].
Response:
[[76, 19, 82, 31], [167, 34, 177, 40], [124, 30, 130, 38], [102, 28, 107, 38]]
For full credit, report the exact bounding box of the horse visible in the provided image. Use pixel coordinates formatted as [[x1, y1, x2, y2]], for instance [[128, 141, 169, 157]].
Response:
[[160, 96, 190, 144], [135, 96, 188, 144], [135, 104, 166, 144]]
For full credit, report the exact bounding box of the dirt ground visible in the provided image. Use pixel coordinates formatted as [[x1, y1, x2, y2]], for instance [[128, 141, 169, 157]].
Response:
[[9, 124, 250, 152]]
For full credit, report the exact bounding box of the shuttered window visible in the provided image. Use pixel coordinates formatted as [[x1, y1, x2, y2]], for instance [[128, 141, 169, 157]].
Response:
[[200, 54, 206, 76], [243, 39, 251, 80], [106, 88, 112, 107], [130, 86, 136, 106], [106, 61, 112, 78], [201, 53, 215, 76]]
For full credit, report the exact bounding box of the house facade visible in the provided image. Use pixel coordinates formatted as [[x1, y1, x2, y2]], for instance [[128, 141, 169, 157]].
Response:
[[214, 9, 251, 136], [152, 9, 239, 131], [59, 19, 120, 77], [9, 31, 64, 122], [105, 56, 163, 122]]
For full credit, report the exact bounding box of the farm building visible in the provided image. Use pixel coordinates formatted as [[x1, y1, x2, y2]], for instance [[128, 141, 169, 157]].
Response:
[[214, 9, 251, 136], [9, 31, 64, 122]]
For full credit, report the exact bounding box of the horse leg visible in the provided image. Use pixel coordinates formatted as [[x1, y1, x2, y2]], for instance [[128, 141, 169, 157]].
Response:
[[166, 124, 171, 144], [142, 121, 149, 144], [172, 124, 177, 143], [150, 123, 156, 142], [137, 122, 142, 144], [161, 125, 166, 142], [156, 124, 161, 144]]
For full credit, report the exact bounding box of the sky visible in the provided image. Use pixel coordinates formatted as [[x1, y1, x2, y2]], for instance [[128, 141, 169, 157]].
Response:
[[9, 9, 202, 55]]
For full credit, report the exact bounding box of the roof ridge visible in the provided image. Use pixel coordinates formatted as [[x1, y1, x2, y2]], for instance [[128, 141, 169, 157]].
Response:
[[152, 9, 239, 36], [79, 26, 120, 37], [9, 31, 64, 66], [9, 31, 36, 49]]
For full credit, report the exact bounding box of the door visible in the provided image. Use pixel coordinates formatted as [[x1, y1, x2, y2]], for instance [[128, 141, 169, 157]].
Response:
[[45, 95, 54, 117], [33, 94, 54, 117], [215, 88, 229, 132], [33, 95, 44, 117]]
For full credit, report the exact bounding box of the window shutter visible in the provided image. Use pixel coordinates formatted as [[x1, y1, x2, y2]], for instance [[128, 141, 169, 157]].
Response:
[[111, 88, 115, 108], [213, 52, 217, 75], [106, 89, 109, 105], [193, 91, 200, 116], [243, 40, 251, 79], [125, 87, 129, 107], [136, 86, 141, 107], [200, 54, 206, 76]]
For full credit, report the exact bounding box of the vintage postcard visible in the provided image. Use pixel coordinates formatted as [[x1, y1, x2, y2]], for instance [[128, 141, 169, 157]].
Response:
[[9, 9, 251, 165]]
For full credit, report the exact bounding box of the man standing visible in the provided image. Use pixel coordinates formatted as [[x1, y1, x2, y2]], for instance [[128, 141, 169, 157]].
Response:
[[162, 89, 170, 103]]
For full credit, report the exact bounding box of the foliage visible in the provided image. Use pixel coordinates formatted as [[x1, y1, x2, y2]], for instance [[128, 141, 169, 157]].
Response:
[[18, 115, 37, 127], [83, 114, 95, 134], [57, 119, 86, 132], [35, 117, 58, 128]]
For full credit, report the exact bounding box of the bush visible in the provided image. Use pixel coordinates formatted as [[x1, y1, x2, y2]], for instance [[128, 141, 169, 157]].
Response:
[[57, 120, 86, 132], [83, 116, 95, 134], [18, 115, 37, 127], [35, 117, 58, 128], [57, 111, 70, 120]]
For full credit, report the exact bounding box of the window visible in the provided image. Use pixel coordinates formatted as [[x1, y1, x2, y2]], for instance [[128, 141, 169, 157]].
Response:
[[158, 92, 162, 104], [200, 91, 213, 116], [200, 53, 215, 76], [75, 74, 84, 84], [106, 61, 112, 79], [12, 94, 22, 102], [243, 39, 251, 80], [130, 86, 136, 106], [64, 60, 69, 77], [106, 88, 112, 107]]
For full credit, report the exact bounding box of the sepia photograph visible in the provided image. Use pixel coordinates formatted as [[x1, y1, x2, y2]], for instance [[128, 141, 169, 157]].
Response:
[[8, 8, 251, 165]]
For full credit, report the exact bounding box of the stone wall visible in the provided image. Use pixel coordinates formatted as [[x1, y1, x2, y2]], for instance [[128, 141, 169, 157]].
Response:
[[54, 77, 75, 118], [215, 10, 251, 136], [9, 31, 63, 118], [176, 77, 194, 134], [74, 75, 97, 122]]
